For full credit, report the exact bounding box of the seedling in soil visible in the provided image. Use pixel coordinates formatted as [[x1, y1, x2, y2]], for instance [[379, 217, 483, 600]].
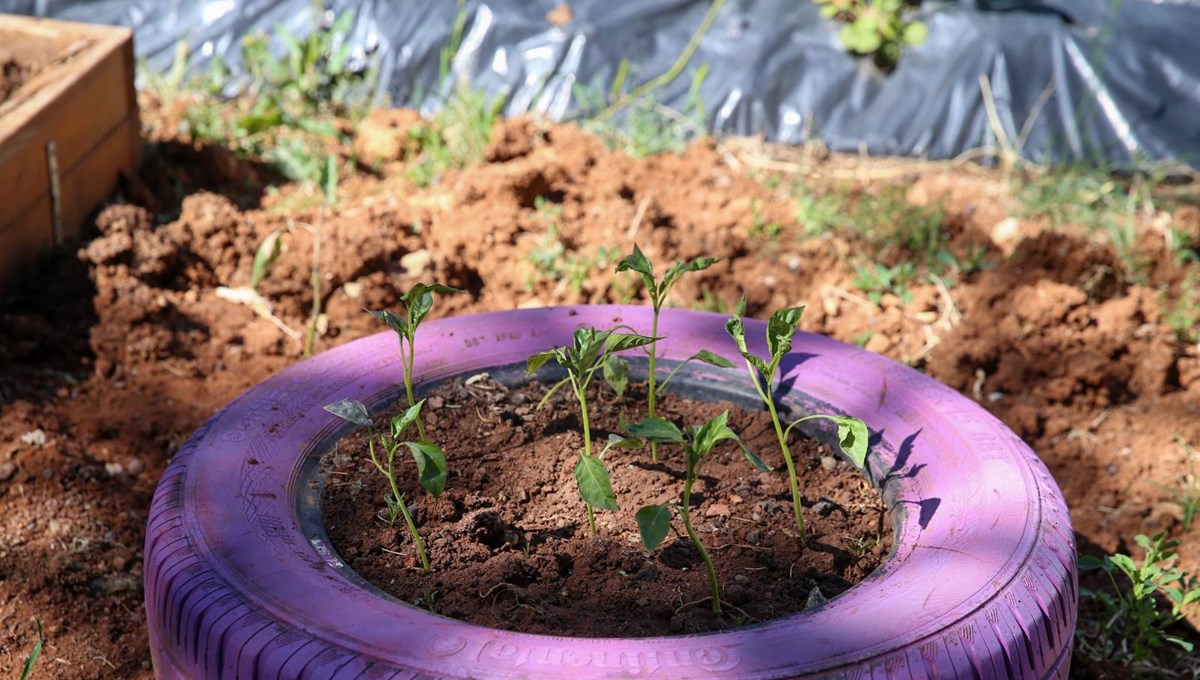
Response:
[[726, 294, 868, 544], [19, 618, 42, 680], [616, 244, 732, 461], [628, 411, 770, 614], [324, 398, 447, 573], [370, 282, 464, 440], [1079, 532, 1200, 663], [526, 326, 657, 535]]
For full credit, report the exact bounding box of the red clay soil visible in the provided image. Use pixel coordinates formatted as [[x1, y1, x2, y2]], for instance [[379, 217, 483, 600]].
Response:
[[0, 97, 1198, 678]]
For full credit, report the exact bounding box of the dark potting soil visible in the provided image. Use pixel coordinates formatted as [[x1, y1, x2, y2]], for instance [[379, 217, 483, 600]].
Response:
[[0, 54, 39, 105], [320, 374, 891, 637]]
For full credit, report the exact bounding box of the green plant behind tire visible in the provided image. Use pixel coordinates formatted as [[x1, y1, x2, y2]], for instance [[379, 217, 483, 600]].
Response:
[[815, 0, 927, 71]]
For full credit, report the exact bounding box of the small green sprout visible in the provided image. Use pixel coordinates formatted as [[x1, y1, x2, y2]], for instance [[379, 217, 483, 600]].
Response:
[[628, 411, 771, 614], [616, 244, 732, 461], [370, 282, 464, 440], [526, 326, 657, 535], [19, 618, 43, 680], [725, 294, 868, 544], [324, 398, 447, 572]]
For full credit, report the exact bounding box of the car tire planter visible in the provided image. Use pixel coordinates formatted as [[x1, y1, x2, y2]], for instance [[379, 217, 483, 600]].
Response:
[[145, 305, 1077, 679]]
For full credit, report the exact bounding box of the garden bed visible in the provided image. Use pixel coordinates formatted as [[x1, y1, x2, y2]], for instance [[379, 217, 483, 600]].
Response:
[[0, 91, 1197, 677]]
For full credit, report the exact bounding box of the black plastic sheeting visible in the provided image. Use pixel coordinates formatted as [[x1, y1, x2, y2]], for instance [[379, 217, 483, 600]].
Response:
[[3, 0, 1198, 166]]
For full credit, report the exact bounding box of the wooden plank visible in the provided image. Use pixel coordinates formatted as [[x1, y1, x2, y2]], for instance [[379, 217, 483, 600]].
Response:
[[0, 17, 135, 226], [0, 14, 139, 293]]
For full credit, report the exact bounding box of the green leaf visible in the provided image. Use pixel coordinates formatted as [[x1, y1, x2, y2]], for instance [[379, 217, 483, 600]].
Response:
[[603, 354, 629, 396], [1078, 555, 1108, 571], [604, 433, 643, 452], [694, 349, 735, 368], [626, 417, 685, 444], [324, 398, 373, 427], [741, 445, 773, 472], [404, 440, 448, 497], [1109, 554, 1137, 577], [739, 351, 771, 378], [902, 21, 928, 46], [402, 282, 464, 328], [390, 400, 425, 439], [369, 309, 409, 338], [615, 244, 657, 300], [635, 505, 673, 550], [526, 351, 558, 376], [833, 416, 869, 468], [605, 332, 657, 354], [660, 257, 720, 301], [766, 306, 805, 361], [575, 456, 618, 511], [19, 619, 42, 680], [251, 230, 284, 289], [692, 411, 732, 457]]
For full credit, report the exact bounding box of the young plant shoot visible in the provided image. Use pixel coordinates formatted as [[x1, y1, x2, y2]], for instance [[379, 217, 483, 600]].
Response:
[[725, 294, 869, 545], [526, 326, 657, 535], [628, 411, 770, 614], [616, 244, 732, 461], [370, 282, 464, 440], [324, 398, 447, 572]]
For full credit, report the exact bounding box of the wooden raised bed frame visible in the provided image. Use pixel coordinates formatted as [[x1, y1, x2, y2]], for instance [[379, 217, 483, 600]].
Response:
[[0, 14, 140, 292]]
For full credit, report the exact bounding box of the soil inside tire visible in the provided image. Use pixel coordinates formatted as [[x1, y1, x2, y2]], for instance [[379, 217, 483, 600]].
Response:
[[320, 371, 891, 637]]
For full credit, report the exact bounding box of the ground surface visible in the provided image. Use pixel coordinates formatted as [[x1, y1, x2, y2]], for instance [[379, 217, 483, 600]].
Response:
[[0, 95, 1198, 678]]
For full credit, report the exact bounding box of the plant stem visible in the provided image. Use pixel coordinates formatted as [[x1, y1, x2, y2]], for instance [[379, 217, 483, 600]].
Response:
[[394, 489, 432, 573], [648, 309, 660, 463], [401, 336, 427, 441], [304, 212, 323, 357], [577, 378, 597, 535], [681, 465, 720, 614], [749, 362, 807, 545]]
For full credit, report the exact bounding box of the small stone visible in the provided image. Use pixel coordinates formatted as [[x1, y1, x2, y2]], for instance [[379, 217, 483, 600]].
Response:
[[820, 456, 838, 471], [105, 462, 124, 477], [127, 458, 145, 475], [0, 462, 15, 481], [510, 392, 529, 406], [112, 556, 127, 571], [746, 529, 762, 544], [20, 429, 47, 446], [704, 503, 730, 517], [635, 597, 650, 608], [806, 586, 828, 608], [734, 574, 750, 586], [400, 249, 432, 276], [812, 498, 838, 517], [541, 484, 554, 495], [1106, 463, 1119, 476], [42, 468, 54, 479], [342, 281, 362, 299], [864, 333, 892, 354], [427, 396, 445, 410]]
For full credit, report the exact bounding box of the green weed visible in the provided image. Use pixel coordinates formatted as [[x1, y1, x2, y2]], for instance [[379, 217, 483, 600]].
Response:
[[404, 87, 503, 187], [1151, 436, 1200, 532], [852, 261, 916, 304], [1163, 272, 1200, 344], [1079, 532, 1200, 664], [19, 619, 43, 680], [813, 0, 928, 71]]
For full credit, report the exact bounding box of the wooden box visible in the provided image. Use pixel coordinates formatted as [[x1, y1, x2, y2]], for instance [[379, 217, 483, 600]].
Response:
[[0, 14, 140, 292]]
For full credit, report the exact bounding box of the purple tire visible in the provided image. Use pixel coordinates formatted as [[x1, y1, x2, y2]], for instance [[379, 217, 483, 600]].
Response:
[[145, 306, 1077, 679]]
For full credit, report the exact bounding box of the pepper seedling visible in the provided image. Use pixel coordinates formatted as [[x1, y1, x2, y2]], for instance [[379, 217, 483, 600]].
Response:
[[369, 282, 464, 440], [725, 294, 868, 545], [324, 398, 447, 573], [526, 326, 657, 535], [616, 244, 733, 461], [628, 411, 770, 614]]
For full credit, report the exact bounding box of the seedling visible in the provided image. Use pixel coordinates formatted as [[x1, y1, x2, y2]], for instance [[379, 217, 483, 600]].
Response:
[[628, 411, 770, 614], [1079, 532, 1200, 663], [324, 398, 446, 572], [370, 283, 464, 440], [616, 244, 732, 461], [19, 618, 42, 680], [725, 294, 868, 544], [526, 326, 657, 535]]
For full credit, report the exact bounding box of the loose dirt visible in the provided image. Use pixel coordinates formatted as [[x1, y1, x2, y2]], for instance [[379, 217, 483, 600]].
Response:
[[0, 54, 39, 105], [0, 94, 1197, 677], [322, 377, 889, 637]]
